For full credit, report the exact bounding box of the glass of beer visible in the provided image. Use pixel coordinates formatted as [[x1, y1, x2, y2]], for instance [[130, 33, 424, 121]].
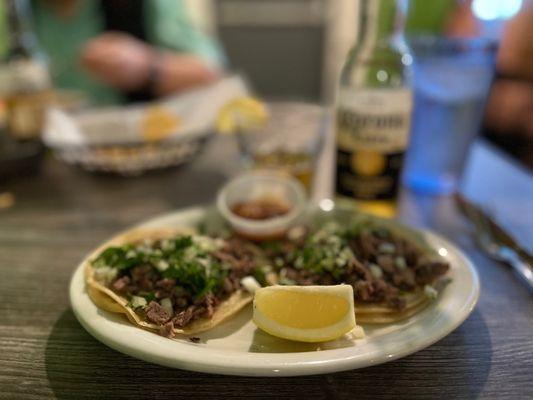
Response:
[[237, 102, 326, 191]]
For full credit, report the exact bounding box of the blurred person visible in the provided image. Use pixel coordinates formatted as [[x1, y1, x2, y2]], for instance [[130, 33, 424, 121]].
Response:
[[407, 0, 533, 168], [7, 0, 225, 105], [483, 0, 533, 167]]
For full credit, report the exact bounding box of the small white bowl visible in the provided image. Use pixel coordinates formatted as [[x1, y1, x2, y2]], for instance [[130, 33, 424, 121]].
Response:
[[217, 171, 307, 240]]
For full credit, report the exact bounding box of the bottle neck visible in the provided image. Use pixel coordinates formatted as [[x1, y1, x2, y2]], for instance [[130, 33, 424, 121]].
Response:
[[5, 0, 38, 59], [358, 0, 401, 47]]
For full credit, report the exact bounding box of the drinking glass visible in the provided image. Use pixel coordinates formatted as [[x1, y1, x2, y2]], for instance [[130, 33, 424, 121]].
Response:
[[402, 37, 497, 194], [237, 102, 327, 191]]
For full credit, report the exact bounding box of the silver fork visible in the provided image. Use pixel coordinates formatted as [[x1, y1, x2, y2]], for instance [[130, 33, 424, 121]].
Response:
[[457, 196, 533, 291]]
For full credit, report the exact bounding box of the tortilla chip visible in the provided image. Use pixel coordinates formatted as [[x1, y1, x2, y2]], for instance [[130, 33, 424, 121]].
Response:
[[84, 227, 253, 336]]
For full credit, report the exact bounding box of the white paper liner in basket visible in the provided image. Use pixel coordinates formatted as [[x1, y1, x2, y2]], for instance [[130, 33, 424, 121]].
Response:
[[43, 76, 249, 174]]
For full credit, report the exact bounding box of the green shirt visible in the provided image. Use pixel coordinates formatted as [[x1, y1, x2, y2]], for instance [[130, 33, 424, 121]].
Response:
[[29, 0, 224, 105]]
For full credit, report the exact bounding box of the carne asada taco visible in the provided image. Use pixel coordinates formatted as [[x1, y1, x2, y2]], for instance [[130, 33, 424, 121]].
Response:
[[85, 228, 268, 337], [264, 214, 450, 323]]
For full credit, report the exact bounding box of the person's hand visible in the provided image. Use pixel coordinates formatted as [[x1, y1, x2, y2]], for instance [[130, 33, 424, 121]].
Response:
[[80, 32, 154, 91]]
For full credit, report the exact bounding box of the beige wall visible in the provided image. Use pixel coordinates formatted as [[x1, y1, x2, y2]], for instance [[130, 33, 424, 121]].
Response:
[[190, 0, 361, 103]]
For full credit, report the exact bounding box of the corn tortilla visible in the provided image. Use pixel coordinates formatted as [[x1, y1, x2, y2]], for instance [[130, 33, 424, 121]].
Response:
[[85, 227, 253, 336]]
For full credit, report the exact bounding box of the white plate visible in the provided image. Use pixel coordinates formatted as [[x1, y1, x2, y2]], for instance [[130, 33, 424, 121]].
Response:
[[70, 207, 480, 376]]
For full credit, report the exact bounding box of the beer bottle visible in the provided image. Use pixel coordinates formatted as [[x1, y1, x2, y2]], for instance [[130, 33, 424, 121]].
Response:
[[0, 0, 51, 142], [335, 0, 412, 217]]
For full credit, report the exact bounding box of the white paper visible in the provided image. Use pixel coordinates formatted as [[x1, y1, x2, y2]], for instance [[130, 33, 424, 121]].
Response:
[[43, 75, 249, 148]]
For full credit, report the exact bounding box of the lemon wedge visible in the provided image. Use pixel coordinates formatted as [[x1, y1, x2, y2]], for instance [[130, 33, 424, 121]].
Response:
[[216, 96, 268, 134], [253, 285, 358, 343]]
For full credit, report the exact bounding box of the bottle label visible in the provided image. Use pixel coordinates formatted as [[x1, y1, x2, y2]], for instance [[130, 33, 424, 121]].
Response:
[[0, 60, 50, 94], [336, 88, 412, 152], [335, 88, 412, 200]]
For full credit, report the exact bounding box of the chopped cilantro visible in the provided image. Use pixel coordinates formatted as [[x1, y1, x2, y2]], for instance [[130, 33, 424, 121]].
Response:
[[173, 236, 193, 250], [91, 235, 227, 297], [289, 232, 350, 278], [162, 259, 226, 298], [286, 221, 395, 279], [138, 291, 156, 303], [259, 241, 283, 253], [92, 245, 145, 270], [252, 265, 270, 286]]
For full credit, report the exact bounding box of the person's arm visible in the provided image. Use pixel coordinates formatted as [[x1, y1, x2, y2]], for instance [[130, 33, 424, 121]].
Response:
[[497, 4, 533, 81], [150, 51, 219, 96], [81, 32, 219, 96], [81, 0, 224, 97]]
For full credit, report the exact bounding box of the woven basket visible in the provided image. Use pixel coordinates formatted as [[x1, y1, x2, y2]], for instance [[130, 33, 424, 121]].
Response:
[[52, 134, 210, 176]]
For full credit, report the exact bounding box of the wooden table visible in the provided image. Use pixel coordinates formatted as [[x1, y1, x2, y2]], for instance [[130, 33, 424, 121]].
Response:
[[1, 136, 531, 399]]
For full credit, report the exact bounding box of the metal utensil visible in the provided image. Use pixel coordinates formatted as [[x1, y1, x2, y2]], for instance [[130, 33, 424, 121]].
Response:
[[456, 195, 533, 291]]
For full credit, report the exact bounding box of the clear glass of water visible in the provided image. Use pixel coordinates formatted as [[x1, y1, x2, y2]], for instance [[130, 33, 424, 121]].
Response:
[[402, 37, 497, 194]]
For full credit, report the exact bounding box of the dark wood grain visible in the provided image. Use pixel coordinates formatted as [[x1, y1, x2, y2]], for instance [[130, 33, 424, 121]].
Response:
[[0, 137, 532, 399]]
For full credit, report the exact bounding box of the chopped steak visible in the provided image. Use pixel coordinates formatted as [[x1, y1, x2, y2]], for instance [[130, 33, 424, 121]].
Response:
[[145, 301, 172, 325], [214, 237, 257, 273], [131, 265, 157, 291], [376, 255, 395, 274], [154, 278, 176, 299], [268, 223, 450, 310], [173, 306, 195, 328], [193, 306, 206, 318], [159, 321, 175, 338], [414, 261, 449, 285], [392, 268, 416, 291], [174, 295, 189, 309], [358, 233, 378, 259], [156, 278, 176, 291], [353, 281, 374, 302], [204, 294, 218, 319], [222, 277, 236, 294], [349, 258, 372, 281], [98, 235, 262, 337], [112, 276, 130, 292]]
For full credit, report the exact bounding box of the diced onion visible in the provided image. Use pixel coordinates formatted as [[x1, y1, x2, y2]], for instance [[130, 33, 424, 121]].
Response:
[[241, 276, 261, 293], [378, 243, 396, 254], [287, 226, 306, 241], [94, 266, 118, 284], [160, 298, 173, 315], [156, 260, 169, 272], [130, 296, 147, 309], [424, 285, 438, 300], [395, 256, 407, 270], [369, 264, 383, 279]]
